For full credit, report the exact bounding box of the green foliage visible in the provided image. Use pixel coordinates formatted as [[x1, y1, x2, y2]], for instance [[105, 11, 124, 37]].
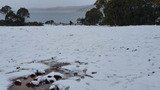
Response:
[[17, 8, 30, 18], [5, 11, 25, 26], [0, 6, 33, 26], [5, 11, 15, 21], [45, 20, 55, 25], [77, 18, 85, 25], [92, 0, 160, 26], [85, 8, 103, 25], [95, 0, 108, 9], [17, 8, 30, 23], [0, 5, 12, 14]]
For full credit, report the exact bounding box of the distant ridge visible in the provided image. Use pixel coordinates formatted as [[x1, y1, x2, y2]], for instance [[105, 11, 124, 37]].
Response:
[[27, 5, 95, 23], [29, 5, 94, 13]]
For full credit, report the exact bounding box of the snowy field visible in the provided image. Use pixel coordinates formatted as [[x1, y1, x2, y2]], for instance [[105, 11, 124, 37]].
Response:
[[0, 25, 160, 90]]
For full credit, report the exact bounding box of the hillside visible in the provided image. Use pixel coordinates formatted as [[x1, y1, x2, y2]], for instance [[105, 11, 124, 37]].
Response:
[[0, 25, 160, 90]]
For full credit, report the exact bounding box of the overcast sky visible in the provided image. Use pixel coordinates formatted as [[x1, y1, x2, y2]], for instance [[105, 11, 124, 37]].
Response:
[[0, 0, 96, 9]]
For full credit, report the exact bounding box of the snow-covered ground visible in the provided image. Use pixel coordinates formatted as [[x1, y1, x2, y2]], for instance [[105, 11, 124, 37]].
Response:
[[0, 25, 160, 90]]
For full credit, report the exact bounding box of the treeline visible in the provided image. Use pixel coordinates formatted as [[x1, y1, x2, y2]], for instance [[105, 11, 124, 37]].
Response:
[[78, 0, 160, 26], [0, 5, 43, 26]]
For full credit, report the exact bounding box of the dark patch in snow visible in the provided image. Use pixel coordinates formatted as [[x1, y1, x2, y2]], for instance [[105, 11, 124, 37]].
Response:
[[8, 60, 93, 90]]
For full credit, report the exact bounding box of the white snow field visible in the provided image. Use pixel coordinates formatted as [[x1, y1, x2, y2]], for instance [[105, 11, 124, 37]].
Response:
[[0, 25, 160, 90]]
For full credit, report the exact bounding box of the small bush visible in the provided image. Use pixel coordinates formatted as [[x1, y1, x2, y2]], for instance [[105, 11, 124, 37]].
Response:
[[25, 22, 44, 26]]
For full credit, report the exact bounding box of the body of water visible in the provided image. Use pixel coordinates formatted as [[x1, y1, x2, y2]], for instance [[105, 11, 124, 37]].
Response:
[[0, 5, 93, 23], [28, 11, 85, 23]]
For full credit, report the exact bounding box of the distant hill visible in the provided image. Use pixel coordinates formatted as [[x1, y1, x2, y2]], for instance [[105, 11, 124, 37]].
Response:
[[28, 5, 94, 23], [29, 5, 94, 13]]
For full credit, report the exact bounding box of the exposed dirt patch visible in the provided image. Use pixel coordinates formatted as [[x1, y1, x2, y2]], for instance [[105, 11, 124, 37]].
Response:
[[8, 60, 93, 90]]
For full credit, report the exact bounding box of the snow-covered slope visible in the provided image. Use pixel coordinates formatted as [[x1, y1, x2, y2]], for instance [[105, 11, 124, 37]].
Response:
[[0, 25, 160, 90]]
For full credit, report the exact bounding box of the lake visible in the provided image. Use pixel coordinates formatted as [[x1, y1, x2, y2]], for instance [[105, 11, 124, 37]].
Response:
[[0, 5, 93, 23], [28, 11, 85, 23]]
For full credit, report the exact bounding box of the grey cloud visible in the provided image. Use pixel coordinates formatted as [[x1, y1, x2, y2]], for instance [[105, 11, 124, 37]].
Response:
[[0, 0, 96, 9]]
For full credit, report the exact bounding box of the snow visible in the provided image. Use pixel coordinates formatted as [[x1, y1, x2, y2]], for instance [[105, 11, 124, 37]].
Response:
[[62, 64, 87, 74], [15, 80, 21, 83], [49, 84, 56, 90], [31, 80, 39, 86], [0, 25, 160, 90]]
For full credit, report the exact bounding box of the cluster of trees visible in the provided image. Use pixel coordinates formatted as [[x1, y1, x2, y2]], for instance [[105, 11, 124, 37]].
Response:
[[45, 20, 74, 25], [0, 5, 43, 26], [80, 0, 160, 26], [45, 20, 55, 25], [0, 5, 29, 26], [77, 8, 103, 25]]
